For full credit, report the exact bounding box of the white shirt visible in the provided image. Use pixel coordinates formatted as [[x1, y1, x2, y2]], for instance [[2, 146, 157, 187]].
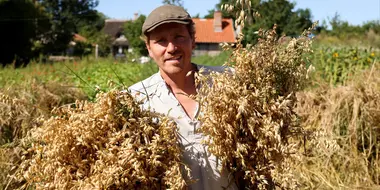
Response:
[[128, 64, 237, 190]]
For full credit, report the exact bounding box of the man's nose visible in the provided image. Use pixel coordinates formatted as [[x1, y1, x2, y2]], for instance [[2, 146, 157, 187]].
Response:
[[166, 41, 177, 53]]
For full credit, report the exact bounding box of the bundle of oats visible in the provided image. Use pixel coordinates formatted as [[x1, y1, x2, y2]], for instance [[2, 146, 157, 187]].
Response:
[[12, 90, 188, 189], [196, 26, 313, 189], [0, 81, 87, 189]]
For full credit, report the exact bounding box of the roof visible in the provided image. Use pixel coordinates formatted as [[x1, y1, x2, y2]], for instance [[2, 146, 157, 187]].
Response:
[[192, 18, 236, 43], [103, 19, 128, 37], [73, 34, 87, 42], [112, 35, 129, 46]]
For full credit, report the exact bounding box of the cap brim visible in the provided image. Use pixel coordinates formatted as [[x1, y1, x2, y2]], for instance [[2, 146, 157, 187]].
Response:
[[145, 19, 190, 33]]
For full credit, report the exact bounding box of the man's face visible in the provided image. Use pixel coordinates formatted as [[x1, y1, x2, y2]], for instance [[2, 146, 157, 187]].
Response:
[[146, 22, 195, 76]]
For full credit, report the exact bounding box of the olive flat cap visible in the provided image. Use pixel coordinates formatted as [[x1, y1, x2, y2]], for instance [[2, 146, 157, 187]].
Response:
[[142, 4, 192, 34]]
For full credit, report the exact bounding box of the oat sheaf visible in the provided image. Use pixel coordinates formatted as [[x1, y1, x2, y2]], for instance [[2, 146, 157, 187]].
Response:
[[13, 90, 190, 189]]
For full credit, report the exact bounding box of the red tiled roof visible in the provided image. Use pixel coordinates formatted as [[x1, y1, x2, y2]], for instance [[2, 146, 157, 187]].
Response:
[[73, 34, 87, 42], [192, 18, 236, 43]]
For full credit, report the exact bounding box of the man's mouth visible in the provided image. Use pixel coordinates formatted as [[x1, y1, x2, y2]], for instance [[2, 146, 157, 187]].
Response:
[[165, 55, 182, 62]]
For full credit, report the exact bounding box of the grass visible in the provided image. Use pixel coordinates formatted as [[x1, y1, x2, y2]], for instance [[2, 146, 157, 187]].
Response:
[[0, 52, 231, 100], [314, 32, 380, 49], [1, 58, 158, 101], [307, 45, 379, 86], [192, 50, 232, 66]]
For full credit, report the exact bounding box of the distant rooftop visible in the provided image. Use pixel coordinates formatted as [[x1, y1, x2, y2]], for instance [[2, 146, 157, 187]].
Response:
[[103, 19, 129, 37], [192, 18, 236, 43]]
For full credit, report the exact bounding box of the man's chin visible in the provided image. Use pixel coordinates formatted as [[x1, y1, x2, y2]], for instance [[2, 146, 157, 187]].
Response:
[[160, 65, 184, 75]]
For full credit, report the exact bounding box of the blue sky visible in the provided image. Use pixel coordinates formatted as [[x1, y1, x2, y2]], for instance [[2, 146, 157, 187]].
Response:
[[97, 0, 380, 26]]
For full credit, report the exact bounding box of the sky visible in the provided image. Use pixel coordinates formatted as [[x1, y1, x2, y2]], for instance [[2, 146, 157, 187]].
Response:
[[96, 0, 380, 26]]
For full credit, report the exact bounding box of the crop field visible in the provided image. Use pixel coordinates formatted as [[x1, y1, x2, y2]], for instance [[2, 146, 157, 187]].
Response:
[[0, 43, 379, 189]]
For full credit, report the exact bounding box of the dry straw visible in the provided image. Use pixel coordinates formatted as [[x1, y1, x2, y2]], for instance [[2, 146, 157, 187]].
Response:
[[295, 62, 380, 189], [195, 21, 314, 190], [1, 80, 87, 189], [0, 80, 87, 144], [11, 90, 189, 189], [193, 1, 315, 189]]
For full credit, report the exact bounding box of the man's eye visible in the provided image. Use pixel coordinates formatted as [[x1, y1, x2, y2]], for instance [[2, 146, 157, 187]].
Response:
[[175, 36, 186, 41], [155, 39, 166, 44]]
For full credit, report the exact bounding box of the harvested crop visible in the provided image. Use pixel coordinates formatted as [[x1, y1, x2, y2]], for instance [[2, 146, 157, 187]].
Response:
[[12, 90, 189, 189], [196, 22, 314, 190], [295, 63, 380, 189]]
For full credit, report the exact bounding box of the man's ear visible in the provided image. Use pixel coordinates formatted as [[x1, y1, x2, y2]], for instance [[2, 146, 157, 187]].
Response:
[[192, 39, 196, 49], [146, 42, 153, 58]]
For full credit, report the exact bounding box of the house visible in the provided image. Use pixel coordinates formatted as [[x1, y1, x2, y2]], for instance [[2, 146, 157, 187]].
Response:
[[192, 11, 236, 56], [102, 12, 235, 57], [73, 34, 87, 42], [62, 33, 89, 58], [103, 19, 130, 57]]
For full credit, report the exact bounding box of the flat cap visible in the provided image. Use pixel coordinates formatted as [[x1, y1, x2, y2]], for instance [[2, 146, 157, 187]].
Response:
[[142, 4, 191, 34]]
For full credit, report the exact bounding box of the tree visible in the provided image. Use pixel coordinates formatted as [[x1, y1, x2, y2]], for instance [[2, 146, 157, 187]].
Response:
[[362, 20, 380, 34], [0, 0, 104, 66], [207, 0, 313, 44], [192, 13, 200, 18], [77, 12, 108, 40], [123, 15, 148, 56], [36, 0, 101, 55], [325, 13, 379, 40], [162, 0, 183, 7], [0, 0, 50, 66], [204, 0, 236, 19], [205, 0, 260, 23], [78, 12, 111, 57]]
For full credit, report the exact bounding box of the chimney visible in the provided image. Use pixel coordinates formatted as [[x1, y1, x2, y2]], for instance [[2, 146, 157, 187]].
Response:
[[213, 10, 222, 32], [133, 13, 138, 21]]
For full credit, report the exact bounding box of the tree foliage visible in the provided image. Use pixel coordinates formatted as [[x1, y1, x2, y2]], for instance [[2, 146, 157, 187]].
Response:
[[0, 0, 104, 66], [78, 12, 111, 57], [123, 15, 148, 56], [0, 0, 50, 66], [206, 0, 313, 44], [325, 13, 380, 39], [162, 0, 184, 7], [254, 0, 312, 36], [204, 0, 235, 19], [36, 0, 101, 55]]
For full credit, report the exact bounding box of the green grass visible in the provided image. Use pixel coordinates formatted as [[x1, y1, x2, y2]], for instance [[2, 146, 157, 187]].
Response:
[[0, 58, 158, 100], [192, 50, 231, 66], [1, 46, 377, 100], [307, 45, 379, 86], [0, 52, 231, 100]]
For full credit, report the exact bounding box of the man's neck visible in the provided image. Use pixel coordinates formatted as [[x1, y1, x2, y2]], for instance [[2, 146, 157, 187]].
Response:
[[160, 64, 196, 96]]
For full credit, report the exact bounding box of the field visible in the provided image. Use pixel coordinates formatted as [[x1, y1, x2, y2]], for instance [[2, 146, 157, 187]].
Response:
[[0, 42, 379, 188]]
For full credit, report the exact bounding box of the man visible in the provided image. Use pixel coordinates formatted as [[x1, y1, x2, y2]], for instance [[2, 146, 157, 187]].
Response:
[[128, 4, 237, 189]]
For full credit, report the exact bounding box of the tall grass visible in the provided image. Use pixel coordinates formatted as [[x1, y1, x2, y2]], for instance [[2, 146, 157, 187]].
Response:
[[295, 62, 380, 188]]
